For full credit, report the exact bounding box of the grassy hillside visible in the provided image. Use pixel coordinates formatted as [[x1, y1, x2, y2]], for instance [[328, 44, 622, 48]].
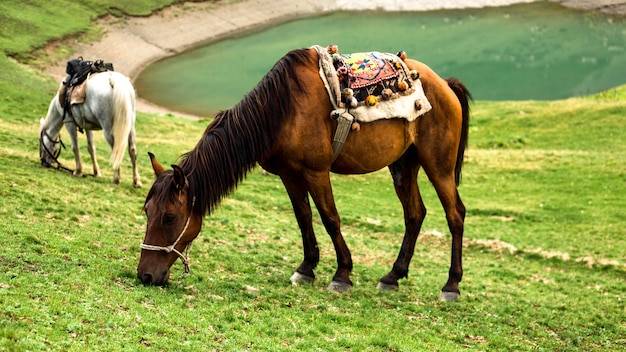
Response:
[[0, 0, 177, 56], [1, 1, 625, 351]]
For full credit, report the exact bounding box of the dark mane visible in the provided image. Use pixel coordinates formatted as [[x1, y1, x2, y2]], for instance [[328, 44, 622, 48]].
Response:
[[175, 47, 315, 217]]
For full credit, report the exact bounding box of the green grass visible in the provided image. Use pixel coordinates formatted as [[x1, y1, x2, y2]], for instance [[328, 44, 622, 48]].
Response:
[[1, 1, 625, 351]]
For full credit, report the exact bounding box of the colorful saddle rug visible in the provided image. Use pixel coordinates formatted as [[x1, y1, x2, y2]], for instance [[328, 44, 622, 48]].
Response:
[[335, 51, 413, 102], [313, 44, 432, 124]]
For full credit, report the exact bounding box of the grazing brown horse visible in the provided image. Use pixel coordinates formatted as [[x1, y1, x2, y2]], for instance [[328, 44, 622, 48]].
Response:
[[137, 47, 471, 301]]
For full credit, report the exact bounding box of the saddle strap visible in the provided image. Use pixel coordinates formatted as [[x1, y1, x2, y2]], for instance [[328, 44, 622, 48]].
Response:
[[313, 45, 354, 162], [331, 112, 354, 163]]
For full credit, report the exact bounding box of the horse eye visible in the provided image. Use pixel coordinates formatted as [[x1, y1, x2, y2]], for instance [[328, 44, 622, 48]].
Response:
[[163, 214, 176, 225]]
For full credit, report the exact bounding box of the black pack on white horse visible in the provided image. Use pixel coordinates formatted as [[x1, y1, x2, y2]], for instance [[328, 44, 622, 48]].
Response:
[[137, 46, 471, 301], [39, 71, 142, 188]]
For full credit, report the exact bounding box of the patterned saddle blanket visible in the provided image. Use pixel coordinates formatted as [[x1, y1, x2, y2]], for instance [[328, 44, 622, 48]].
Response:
[[314, 44, 432, 124], [335, 51, 413, 102]]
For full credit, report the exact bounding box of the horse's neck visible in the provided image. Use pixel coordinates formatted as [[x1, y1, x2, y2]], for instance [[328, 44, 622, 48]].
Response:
[[43, 97, 65, 137], [180, 116, 262, 216]]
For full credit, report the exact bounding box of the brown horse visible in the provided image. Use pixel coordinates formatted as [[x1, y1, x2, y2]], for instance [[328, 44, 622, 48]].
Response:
[[137, 47, 471, 301]]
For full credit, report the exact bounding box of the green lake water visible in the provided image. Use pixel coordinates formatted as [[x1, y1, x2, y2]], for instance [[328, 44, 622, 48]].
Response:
[[135, 2, 626, 116]]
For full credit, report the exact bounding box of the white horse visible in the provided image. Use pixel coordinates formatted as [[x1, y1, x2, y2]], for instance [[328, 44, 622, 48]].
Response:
[[39, 71, 142, 188]]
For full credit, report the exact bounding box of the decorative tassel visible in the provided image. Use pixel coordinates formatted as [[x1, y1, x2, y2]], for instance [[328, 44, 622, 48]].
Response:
[[396, 51, 407, 61], [397, 81, 409, 92], [410, 70, 420, 80], [351, 122, 361, 131], [415, 100, 422, 110], [381, 88, 393, 100], [343, 88, 358, 108], [365, 95, 378, 106], [327, 44, 338, 54]]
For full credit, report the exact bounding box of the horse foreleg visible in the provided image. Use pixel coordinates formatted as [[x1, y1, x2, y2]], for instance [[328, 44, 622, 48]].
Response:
[[280, 174, 319, 284], [379, 155, 425, 291], [305, 172, 353, 293], [85, 130, 102, 177], [65, 124, 83, 177], [128, 128, 142, 188]]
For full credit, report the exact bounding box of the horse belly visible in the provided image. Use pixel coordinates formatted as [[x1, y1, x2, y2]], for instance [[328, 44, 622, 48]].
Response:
[[331, 119, 415, 174]]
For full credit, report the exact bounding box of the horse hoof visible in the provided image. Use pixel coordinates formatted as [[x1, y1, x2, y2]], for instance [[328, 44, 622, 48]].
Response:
[[328, 281, 352, 293], [290, 272, 314, 285], [376, 281, 399, 291], [134, 181, 143, 188], [439, 291, 460, 302]]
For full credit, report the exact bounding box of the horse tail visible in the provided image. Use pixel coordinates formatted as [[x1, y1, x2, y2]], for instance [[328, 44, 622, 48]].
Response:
[[109, 73, 135, 170], [445, 77, 472, 186]]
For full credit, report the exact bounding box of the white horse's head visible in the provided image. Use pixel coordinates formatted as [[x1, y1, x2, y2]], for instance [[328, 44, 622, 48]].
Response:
[[39, 117, 62, 168]]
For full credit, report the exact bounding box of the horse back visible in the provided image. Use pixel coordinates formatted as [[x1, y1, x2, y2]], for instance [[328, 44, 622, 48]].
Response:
[[262, 49, 419, 175], [260, 50, 468, 177]]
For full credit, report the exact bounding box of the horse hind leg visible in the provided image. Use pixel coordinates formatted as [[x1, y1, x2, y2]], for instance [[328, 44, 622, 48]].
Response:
[[113, 168, 121, 185], [436, 183, 465, 302], [378, 149, 426, 290], [85, 130, 102, 177], [104, 132, 121, 185], [422, 164, 465, 302], [128, 128, 142, 188]]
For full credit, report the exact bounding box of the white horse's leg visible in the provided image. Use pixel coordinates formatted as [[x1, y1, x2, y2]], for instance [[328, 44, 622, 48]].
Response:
[[128, 128, 142, 188], [113, 168, 121, 185], [85, 130, 102, 177], [65, 123, 83, 177], [104, 132, 121, 185]]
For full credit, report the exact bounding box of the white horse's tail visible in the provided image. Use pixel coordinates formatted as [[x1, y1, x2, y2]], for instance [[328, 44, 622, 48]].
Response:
[[109, 73, 136, 170]]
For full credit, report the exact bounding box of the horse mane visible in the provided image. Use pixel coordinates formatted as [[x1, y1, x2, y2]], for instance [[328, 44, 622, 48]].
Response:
[[174, 48, 315, 217]]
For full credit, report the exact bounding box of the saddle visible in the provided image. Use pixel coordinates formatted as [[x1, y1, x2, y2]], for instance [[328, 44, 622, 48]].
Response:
[[332, 48, 416, 104], [58, 57, 114, 132], [313, 44, 432, 162]]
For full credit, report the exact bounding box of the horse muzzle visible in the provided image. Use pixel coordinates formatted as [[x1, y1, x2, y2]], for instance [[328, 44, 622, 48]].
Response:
[[41, 157, 53, 168], [138, 268, 170, 286]]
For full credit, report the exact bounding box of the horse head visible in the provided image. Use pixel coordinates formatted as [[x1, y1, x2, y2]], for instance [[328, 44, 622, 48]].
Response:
[[39, 117, 62, 168], [137, 152, 203, 286]]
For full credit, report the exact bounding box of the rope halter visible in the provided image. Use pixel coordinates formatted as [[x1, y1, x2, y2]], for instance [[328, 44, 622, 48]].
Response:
[[140, 196, 196, 276]]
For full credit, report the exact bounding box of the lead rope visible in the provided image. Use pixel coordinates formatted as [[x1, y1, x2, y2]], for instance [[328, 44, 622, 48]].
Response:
[[140, 197, 196, 277]]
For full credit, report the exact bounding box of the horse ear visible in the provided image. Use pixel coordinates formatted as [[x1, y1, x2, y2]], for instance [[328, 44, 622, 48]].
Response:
[[148, 152, 165, 177], [171, 165, 188, 192]]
